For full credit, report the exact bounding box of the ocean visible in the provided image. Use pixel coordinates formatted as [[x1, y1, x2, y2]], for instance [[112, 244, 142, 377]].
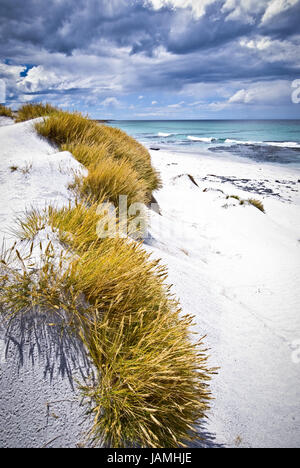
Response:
[[109, 120, 300, 166]]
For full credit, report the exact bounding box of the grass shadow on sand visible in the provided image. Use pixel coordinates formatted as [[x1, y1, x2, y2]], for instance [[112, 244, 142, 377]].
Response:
[[0, 309, 93, 390], [185, 423, 226, 448]]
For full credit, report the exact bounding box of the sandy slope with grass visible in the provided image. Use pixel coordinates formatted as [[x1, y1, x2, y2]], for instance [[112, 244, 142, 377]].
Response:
[[0, 113, 212, 449], [0, 115, 299, 448], [146, 148, 300, 448], [0, 117, 92, 448]]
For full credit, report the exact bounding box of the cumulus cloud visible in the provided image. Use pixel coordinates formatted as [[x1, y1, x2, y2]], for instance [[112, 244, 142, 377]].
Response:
[[17, 66, 61, 93], [228, 88, 250, 103], [149, 0, 217, 18], [168, 101, 185, 108], [0, 0, 298, 116], [100, 97, 121, 107], [261, 0, 299, 23], [228, 81, 292, 105], [0, 63, 26, 81], [222, 0, 265, 24]]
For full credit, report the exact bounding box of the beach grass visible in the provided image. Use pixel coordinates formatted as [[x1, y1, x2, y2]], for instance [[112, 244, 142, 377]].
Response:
[[35, 111, 162, 196], [0, 104, 13, 118], [0, 110, 214, 448], [15, 102, 59, 123], [226, 194, 265, 213], [248, 198, 265, 213], [75, 157, 149, 207], [1, 206, 214, 447]]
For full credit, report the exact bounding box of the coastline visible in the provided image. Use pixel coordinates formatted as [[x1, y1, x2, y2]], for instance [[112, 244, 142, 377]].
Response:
[[145, 148, 300, 448], [0, 116, 299, 447]]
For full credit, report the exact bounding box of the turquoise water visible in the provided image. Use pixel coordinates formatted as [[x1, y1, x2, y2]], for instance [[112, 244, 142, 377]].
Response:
[[109, 120, 300, 165]]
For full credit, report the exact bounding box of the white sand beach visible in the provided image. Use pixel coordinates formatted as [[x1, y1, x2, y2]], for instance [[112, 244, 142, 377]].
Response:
[[0, 117, 299, 447], [146, 148, 300, 448]]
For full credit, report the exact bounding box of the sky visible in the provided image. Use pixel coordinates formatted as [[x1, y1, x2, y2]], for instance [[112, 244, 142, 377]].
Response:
[[0, 0, 300, 119]]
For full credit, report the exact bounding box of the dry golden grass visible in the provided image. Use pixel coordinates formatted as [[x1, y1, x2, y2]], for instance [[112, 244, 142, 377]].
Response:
[[225, 194, 265, 213], [79, 307, 212, 448], [69, 238, 168, 318], [15, 201, 135, 251], [0, 104, 13, 118], [248, 198, 265, 213], [35, 111, 162, 194], [16, 102, 58, 123], [226, 195, 241, 201], [35, 111, 93, 145], [0, 109, 214, 448], [77, 157, 149, 207], [0, 240, 67, 318], [48, 202, 109, 252], [92, 125, 162, 193], [62, 143, 109, 167], [13, 207, 47, 241], [5, 202, 214, 448], [72, 238, 213, 447]]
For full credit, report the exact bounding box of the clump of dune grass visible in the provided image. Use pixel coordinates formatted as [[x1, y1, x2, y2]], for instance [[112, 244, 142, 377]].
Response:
[[15, 102, 58, 123], [35, 111, 92, 146], [79, 307, 212, 448], [224, 194, 265, 213], [47, 202, 101, 250], [93, 125, 162, 193], [67, 239, 213, 445], [0, 241, 213, 448], [0, 241, 62, 317], [0, 104, 13, 118], [3, 203, 215, 448], [248, 198, 265, 213], [15, 201, 137, 249], [13, 207, 47, 241], [35, 111, 162, 195], [226, 195, 241, 202], [76, 157, 149, 207]]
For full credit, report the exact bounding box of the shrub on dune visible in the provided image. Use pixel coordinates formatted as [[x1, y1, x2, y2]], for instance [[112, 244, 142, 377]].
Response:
[[0, 104, 13, 118], [16, 102, 58, 123]]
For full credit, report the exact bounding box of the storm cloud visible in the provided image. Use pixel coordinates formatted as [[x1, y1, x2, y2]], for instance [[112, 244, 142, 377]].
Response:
[[0, 0, 299, 118]]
